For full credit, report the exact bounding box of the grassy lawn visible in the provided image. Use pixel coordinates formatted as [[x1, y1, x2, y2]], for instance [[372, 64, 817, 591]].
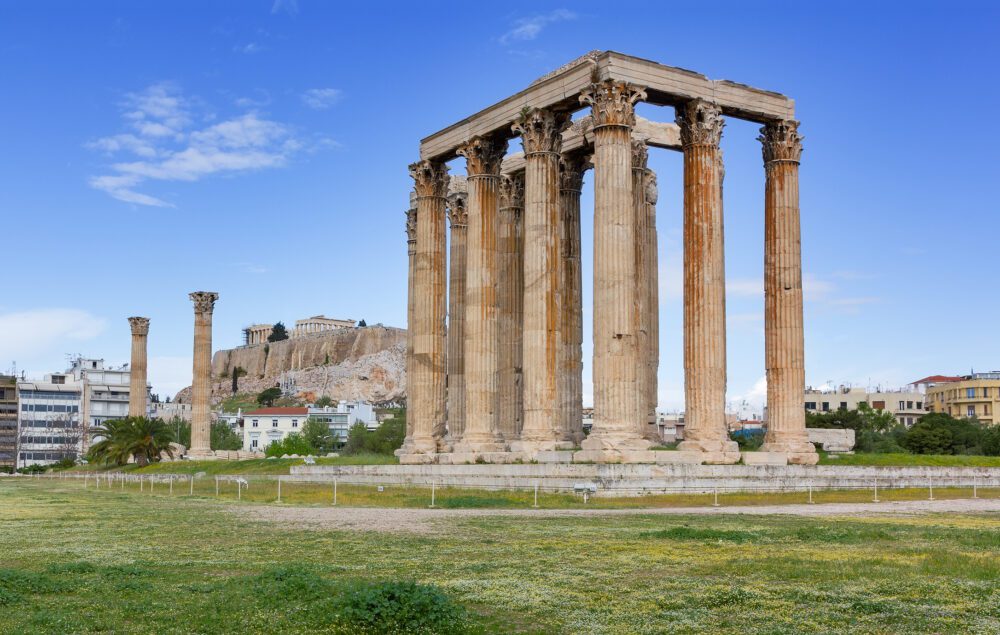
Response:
[[819, 453, 1000, 467], [62, 453, 398, 475], [1, 479, 998, 633]]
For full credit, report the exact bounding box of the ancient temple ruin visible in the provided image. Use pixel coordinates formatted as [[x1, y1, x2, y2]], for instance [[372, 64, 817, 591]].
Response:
[[400, 51, 817, 465]]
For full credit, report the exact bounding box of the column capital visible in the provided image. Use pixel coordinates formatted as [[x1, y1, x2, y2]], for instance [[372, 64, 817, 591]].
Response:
[[447, 192, 468, 228], [405, 208, 417, 243], [559, 154, 589, 192], [189, 291, 218, 315], [630, 139, 648, 170], [499, 173, 525, 209], [458, 134, 507, 176], [758, 119, 803, 164], [128, 316, 150, 336], [512, 108, 571, 155], [580, 80, 646, 129], [408, 160, 449, 198], [643, 169, 658, 205], [676, 99, 725, 147]]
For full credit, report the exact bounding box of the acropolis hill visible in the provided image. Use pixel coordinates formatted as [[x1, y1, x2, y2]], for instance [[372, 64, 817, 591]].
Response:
[[175, 325, 406, 405]]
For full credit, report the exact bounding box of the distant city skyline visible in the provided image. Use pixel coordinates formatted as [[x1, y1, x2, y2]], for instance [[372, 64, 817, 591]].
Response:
[[3, 2, 998, 404]]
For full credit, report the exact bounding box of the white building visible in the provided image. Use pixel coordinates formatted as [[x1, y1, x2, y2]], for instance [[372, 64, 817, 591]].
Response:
[[17, 374, 83, 468], [804, 385, 926, 427], [68, 357, 149, 431], [242, 401, 378, 451], [152, 401, 192, 422]]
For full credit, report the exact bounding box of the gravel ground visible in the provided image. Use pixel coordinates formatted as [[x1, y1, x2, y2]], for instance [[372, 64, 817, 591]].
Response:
[[235, 497, 1000, 534]]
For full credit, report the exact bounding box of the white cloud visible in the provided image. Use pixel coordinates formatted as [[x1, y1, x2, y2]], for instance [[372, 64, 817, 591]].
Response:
[[234, 262, 269, 274], [0, 309, 106, 361], [271, 0, 298, 16], [88, 84, 310, 206], [500, 9, 576, 45], [148, 356, 192, 399], [233, 42, 262, 54], [301, 88, 342, 110], [730, 376, 768, 409]]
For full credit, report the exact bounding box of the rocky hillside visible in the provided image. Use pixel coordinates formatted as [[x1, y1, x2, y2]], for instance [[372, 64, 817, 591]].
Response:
[[175, 325, 406, 406]]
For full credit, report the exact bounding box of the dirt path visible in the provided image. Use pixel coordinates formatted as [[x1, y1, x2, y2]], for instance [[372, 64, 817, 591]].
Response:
[[236, 497, 1000, 534]]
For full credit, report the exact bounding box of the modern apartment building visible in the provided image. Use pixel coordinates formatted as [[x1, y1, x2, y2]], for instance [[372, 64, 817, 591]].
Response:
[[68, 357, 149, 434], [0, 375, 17, 470], [804, 386, 926, 426], [923, 372, 1000, 425], [17, 374, 83, 467]]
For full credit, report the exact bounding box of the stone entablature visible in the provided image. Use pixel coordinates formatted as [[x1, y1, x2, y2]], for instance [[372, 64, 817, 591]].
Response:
[[403, 51, 815, 466], [292, 316, 355, 338]]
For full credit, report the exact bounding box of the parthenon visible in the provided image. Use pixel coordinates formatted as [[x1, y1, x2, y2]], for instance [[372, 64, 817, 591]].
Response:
[[400, 51, 818, 465]]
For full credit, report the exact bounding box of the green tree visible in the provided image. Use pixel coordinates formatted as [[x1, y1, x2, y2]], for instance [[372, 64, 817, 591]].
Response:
[[264, 432, 314, 457], [257, 387, 282, 407], [87, 417, 175, 466], [314, 395, 334, 408], [902, 423, 954, 455], [268, 322, 289, 342], [302, 417, 336, 453], [367, 417, 405, 455], [983, 426, 1000, 456], [342, 421, 371, 455], [211, 422, 244, 451], [357, 319, 367, 327]]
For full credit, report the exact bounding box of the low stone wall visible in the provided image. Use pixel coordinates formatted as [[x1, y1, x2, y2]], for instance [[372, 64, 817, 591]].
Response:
[[290, 463, 1000, 496], [807, 428, 855, 453]]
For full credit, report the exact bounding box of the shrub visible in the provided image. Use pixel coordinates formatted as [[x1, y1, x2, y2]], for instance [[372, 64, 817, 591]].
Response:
[[264, 432, 315, 458], [730, 430, 764, 450], [341, 581, 469, 633], [980, 426, 1000, 456]]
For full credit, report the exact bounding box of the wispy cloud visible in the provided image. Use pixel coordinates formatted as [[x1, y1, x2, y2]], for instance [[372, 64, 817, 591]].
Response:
[[234, 262, 269, 274], [0, 309, 106, 360], [499, 9, 576, 45], [233, 42, 262, 54], [271, 0, 298, 16], [87, 83, 311, 207], [301, 88, 342, 110]]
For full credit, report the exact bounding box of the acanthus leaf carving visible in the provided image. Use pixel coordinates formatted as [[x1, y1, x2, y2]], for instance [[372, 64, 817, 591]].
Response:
[[511, 108, 571, 155], [498, 173, 525, 210], [408, 160, 449, 198], [643, 169, 658, 206], [631, 139, 648, 170], [189, 291, 219, 314], [405, 208, 417, 243], [559, 153, 588, 192], [758, 119, 803, 164], [579, 80, 646, 129], [675, 99, 725, 147], [447, 193, 468, 227], [457, 135, 507, 176], [128, 316, 150, 336]]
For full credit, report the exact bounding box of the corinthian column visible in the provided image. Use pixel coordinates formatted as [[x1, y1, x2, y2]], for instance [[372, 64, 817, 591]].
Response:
[[446, 190, 469, 444], [559, 154, 587, 445], [675, 100, 739, 463], [127, 317, 150, 419], [631, 141, 656, 441], [644, 169, 661, 440], [453, 135, 507, 455], [189, 291, 218, 457], [759, 120, 817, 464], [400, 205, 418, 449], [510, 108, 574, 456], [403, 160, 449, 457], [498, 174, 525, 441], [577, 80, 653, 461]]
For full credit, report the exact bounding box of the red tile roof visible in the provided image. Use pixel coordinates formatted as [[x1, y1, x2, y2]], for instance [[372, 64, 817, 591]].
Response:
[[245, 407, 309, 415], [910, 375, 962, 385]]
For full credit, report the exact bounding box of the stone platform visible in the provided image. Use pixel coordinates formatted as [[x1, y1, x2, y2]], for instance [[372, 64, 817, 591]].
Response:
[[398, 449, 814, 466], [291, 463, 1000, 497]]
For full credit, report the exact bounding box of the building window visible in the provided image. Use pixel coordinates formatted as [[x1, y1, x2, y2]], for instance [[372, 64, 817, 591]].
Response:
[[967, 388, 976, 399], [805, 402, 816, 410], [898, 401, 905, 410], [839, 402, 847, 410], [984, 388, 990, 398], [968, 405, 976, 417], [252, 419, 258, 428], [916, 402, 922, 410], [272, 419, 278, 428], [872, 401, 885, 410], [292, 419, 298, 428], [251, 439, 258, 449], [822, 402, 830, 412]]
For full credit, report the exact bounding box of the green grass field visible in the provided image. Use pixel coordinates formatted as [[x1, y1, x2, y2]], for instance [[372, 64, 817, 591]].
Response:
[[818, 452, 1000, 467], [1, 479, 998, 633]]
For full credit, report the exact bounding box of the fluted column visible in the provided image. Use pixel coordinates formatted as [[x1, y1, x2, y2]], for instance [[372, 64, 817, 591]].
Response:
[[446, 192, 469, 444], [454, 135, 507, 454], [498, 174, 525, 441], [127, 317, 150, 419], [675, 100, 739, 462], [401, 206, 417, 447], [559, 155, 586, 444], [631, 142, 656, 441], [189, 291, 218, 457], [759, 120, 817, 464], [644, 169, 661, 439], [510, 108, 574, 455], [578, 80, 653, 459], [403, 160, 449, 456]]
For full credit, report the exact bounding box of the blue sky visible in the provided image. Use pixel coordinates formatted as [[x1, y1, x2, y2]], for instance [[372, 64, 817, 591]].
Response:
[[2, 1, 998, 408]]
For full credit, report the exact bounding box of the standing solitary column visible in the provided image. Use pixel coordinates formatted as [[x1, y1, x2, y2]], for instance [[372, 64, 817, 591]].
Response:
[[446, 191, 469, 445], [578, 80, 653, 461], [403, 160, 449, 457], [127, 317, 150, 418], [189, 291, 218, 458], [675, 100, 739, 463], [631, 141, 656, 441], [498, 174, 525, 441], [510, 108, 574, 456], [759, 120, 817, 464], [644, 168, 661, 440], [400, 206, 418, 449], [559, 154, 587, 444], [453, 135, 508, 456]]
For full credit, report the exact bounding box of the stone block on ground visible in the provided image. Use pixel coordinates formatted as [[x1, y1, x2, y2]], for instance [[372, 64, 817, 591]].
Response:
[[573, 449, 657, 464], [534, 450, 575, 463], [742, 452, 788, 466], [398, 453, 438, 465], [653, 450, 705, 464]]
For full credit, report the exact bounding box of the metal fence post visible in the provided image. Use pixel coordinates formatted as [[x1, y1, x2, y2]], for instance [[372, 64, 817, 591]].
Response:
[[215, 476, 219, 497], [533, 482, 539, 509], [872, 479, 879, 503], [808, 482, 814, 504], [277, 477, 282, 503], [712, 487, 719, 507], [333, 478, 338, 506], [973, 476, 978, 499], [928, 475, 934, 501], [430, 481, 436, 508], [169, 476, 174, 496]]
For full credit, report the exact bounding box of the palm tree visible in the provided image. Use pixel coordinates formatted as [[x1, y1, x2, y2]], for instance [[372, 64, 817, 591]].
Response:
[[87, 417, 175, 466]]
